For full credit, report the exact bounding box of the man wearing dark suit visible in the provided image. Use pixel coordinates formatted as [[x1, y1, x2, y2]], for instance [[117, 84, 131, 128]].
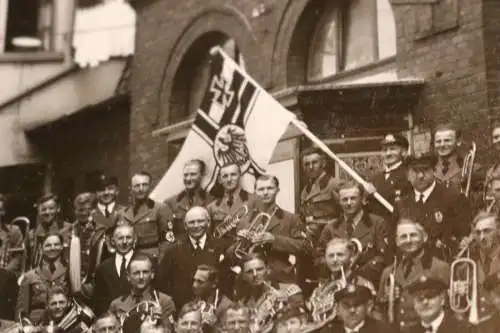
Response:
[[120, 171, 172, 262], [164, 159, 214, 240], [367, 133, 412, 220], [157, 206, 223, 309], [0, 268, 18, 320], [229, 174, 310, 283], [318, 181, 388, 286], [320, 284, 391, 333], [93, 174, 125, 230], [406, 275, 471, 333], [92, 222, 134, 315], [397, 154, 472, 261]]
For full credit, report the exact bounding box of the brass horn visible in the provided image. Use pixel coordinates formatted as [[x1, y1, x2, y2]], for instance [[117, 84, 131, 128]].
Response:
[[213, 205, 248, 239], [449, 256, 479, 325], [233, 206, 278, 259], [461, 142, 476, 198]]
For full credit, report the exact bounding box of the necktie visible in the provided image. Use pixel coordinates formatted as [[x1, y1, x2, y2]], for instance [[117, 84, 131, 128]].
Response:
[[227, 193, 234, 208], [120, 256, 127, 278], [104, 205, 110, 218], [346, 218, 354, 238], [402, 257, 413, 278], [49, 261, 56, 274], [194, 240, 201, 254], [416, 193, 424, 205], [442, 159, 450, 175], [422, 325, 433, 333]]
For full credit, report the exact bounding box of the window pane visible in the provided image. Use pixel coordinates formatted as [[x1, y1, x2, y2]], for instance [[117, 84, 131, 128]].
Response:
[[307, 7, 338, 80], [377, 0, 396, 58], [343, 0, 376, 71]]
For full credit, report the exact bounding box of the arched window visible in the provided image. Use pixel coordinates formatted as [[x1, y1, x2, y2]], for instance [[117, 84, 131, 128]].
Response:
[[169, 33, 245, 124], [307, 0, 396, 81]]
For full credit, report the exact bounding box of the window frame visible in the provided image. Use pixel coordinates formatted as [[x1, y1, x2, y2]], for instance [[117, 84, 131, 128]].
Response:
[[307, 0, 392, 83]]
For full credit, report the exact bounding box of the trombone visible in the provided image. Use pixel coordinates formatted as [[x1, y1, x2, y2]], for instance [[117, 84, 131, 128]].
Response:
[[461, 142, 476, 198]]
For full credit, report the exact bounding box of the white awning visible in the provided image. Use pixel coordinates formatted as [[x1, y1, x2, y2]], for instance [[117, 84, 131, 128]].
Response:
[[73, 0, 136, 68], [18, 58, 128, 131]]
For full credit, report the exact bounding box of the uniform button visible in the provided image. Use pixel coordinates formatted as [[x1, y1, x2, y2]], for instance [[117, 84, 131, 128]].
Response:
[[400, 309, 405, 314], [400, 321, 405, 326], [480, 297, 486, 301]]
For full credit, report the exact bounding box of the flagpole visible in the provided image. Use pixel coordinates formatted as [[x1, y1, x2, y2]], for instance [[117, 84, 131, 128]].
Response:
[[290, 118, 394, 213]]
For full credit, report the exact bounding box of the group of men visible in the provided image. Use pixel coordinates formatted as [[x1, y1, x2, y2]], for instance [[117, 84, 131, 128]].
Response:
[[0, 122, 498, 333]]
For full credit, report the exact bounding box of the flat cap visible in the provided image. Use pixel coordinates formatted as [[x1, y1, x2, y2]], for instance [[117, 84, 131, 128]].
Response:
[[381, 133, 409, 149], [406, 153, 438, 170], [335, 284, 372, 306], [406, 275, 447, 296]]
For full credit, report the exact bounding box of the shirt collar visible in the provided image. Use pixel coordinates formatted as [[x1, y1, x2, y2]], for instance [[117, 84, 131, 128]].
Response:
[[345, 320, 365, 333], [115, 250, 134, 270], [98, 202, 115, 212], [414, 181, 436, 203], [344, 210, 364, 227], [422, 311, 444, 332], [385, 161, 403, 173], [189, 233, 207, 250]]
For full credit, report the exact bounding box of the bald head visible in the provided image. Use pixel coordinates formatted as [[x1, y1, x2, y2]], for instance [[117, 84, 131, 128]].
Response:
[[184, 206, 210, 240]]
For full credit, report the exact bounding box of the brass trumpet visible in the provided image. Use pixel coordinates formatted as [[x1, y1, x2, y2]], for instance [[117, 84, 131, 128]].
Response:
[[449, 257, 479, 325], [213, 205, 248, 239], [233, 206, 278, 259]]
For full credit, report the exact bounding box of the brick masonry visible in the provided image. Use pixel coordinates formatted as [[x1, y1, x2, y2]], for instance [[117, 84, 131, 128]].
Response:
[[129, 0, 500, 185]]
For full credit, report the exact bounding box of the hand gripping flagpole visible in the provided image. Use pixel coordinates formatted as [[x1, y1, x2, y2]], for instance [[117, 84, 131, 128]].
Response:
[[290, 118, 394, 213], [209, 46, 393, 213]]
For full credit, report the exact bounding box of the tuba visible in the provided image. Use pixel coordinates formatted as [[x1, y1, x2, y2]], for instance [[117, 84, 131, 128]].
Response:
[[461, 142, 476, 198], [249, 281, 285, 333], [233, 206, 278, 259], [213, 205, 248, 239], [307, 266, 347, 323]]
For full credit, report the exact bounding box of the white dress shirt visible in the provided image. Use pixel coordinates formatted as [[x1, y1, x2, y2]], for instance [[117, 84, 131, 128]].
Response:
[[344, 320, 365, 333], [189, 234, 207, 250], [421, 310, 444, 333], [414, 181, 436, 203], [98, 202, 116, 216], [115, 251, 133, 277]]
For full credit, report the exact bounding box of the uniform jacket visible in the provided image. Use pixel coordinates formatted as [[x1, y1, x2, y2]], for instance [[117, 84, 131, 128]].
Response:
[[17, 260, 69, 323], [92, 253, 132, 315], [405, 312, 472, 333], [0, 224, 24, 274], [93, 202, 126, 230], [157, 234, 223, 309], [120, 199, 171, 260], [318, 211, 389, 285], [396, 182, 472, 253], [230, 204, 310, 283], [475, 314, 500, 333], [378, 250, 450, 330], [319, 317, 392, 333], [300, 172, 342, 241], [164, 188, 214, 237], [368, 162, 412, 220], [109, 289, 175, 329], [0, 268, 18, 321]]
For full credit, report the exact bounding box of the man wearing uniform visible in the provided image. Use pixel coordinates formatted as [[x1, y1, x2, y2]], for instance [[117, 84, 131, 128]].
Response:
[[164, 159, 214, 240], [120, 171, 172, 261], [207, 163, 251, 245], [109, 253, 175, 330], [480, 271, 500, 333], [318, 181, 388, 286], [367, 133, 411, 220], [406, 275, 470, 333], [216, 303, 251, 333], [396, 153, 472, 260], [320, 284, 390, 333], [0, 194, 25, 274], [485, 121, 500, 196], [230, 174, 310, 283], [378, 219, 449, 331], [30, 194, 72, 269], [94, 174, 125, 230]]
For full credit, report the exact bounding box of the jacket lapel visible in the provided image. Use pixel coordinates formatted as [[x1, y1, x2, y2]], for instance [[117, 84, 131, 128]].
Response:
[[304, 172, 328, 201], [353, 213, 372, 241]]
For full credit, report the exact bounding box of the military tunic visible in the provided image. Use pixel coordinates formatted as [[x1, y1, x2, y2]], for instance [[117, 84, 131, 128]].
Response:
[[16, 261, 69, 323], [164, 188, 214, 239], [377, 251, 450, 331], [0, 224, 24, 274], [120, 199, 171, 261]]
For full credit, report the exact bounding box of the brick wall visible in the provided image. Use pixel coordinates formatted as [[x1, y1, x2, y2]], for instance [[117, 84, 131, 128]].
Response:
[[130, 0, 495, 183]]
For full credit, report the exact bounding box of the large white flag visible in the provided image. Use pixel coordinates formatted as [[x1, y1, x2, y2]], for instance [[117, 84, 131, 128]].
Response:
[[150, 47, 296, 202]]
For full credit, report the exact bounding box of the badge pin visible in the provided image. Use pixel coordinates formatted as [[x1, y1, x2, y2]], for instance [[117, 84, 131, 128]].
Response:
[[165, 231, 175, 243], [434, 211, 443, 223]]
